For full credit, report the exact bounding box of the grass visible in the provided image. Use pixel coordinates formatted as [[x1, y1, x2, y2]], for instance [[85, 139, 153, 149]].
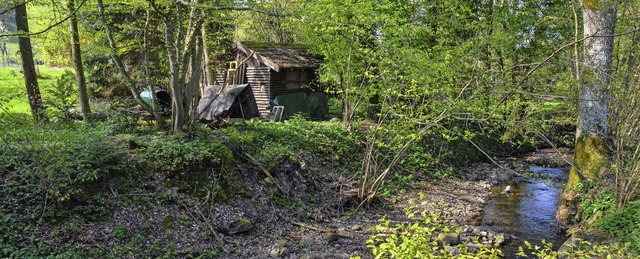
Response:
[[0, 66, 69, 114]]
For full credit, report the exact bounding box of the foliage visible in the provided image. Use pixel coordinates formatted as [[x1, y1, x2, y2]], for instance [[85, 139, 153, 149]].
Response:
[[42, 70, 78, 121], [295, 0, 577, 204], [137, 134, 225, 173], [607, 0, 640, 209], [578, 184, 616, 222], [0, 117, 129, 257], [0, 117, 131, 202], [516, 237, 633, 258], [596, 200, 640, 253], [366, 207, 502, 258], [0, 210, 58, 257], [234, 0, 300, 43], [221, 117, 360, 167]]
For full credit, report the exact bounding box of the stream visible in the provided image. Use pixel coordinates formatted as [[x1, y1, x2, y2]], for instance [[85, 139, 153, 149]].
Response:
[[482, 165, 570, 257]]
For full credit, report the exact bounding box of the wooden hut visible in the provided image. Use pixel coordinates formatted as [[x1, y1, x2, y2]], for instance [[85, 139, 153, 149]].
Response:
[[213, 42, 324, 119]]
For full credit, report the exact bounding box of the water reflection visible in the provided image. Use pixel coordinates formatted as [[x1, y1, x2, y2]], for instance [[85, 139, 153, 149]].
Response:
[[483, 166, 569, 257]]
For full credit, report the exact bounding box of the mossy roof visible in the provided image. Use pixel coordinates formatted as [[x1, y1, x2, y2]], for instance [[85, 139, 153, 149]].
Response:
[[235, 42, 323, 69]]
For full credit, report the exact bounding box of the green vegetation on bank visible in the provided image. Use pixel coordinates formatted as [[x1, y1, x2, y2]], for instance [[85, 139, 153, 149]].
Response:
[[0, 66, 68, 114], [2, 0, 639, 257], [0, 110, 548, 257]]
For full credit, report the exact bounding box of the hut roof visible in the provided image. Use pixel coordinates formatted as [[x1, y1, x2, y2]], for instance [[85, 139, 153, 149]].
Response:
[[234, 42, 323, 71]]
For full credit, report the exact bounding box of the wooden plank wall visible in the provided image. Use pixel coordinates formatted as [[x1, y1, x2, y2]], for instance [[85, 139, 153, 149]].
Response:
[[270, 68, 317, 97], [214, 69, 226, 85], [246, 67, 271, 118]]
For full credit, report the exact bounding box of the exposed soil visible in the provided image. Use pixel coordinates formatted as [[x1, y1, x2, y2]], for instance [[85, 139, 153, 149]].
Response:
[[4, 148, 573, 258]]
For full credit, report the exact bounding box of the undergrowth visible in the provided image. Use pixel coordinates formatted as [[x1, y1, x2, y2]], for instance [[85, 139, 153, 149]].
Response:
[[0, 113, 548, 257], [361, 206, 634, 259], [362, 207, 502, 259]]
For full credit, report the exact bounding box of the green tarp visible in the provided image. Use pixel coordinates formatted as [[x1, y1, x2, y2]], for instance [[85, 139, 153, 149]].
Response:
[[272, 92, 328, 120]]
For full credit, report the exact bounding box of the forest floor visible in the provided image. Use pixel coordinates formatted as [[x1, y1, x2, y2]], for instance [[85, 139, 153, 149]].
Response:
[[37, 147, 568, 258], [0, 114, 574, 258], [203, 148, 573, 259]]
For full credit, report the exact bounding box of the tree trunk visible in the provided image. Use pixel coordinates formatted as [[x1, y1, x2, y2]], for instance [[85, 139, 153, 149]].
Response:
[[0, 21, 6, 65], [340, 73, 352, 131], [141, 4, 166, 130], [185, 34, 203, 130], [202, 27, 214, 87], [68, 0, 91, 121], [557, 0, 617, 226], [161, 0, 204, 133], [164, 16, 186, 133], [15, 2, 44, 120], [97, 0, 152, 113]]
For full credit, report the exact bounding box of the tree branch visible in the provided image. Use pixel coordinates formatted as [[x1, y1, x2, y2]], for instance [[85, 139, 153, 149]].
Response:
[[171, 1, 286, 17], [498, 27, 640, 106], [208, 6, 285, 17], [0, 0, 87, 38], [0, 0, 33, 16]]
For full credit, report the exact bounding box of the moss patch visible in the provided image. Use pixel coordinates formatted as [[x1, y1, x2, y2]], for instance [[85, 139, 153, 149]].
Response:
[[559, 134, 609, 224], [568, 134, 608, 185], [582, 0, 603, 11]]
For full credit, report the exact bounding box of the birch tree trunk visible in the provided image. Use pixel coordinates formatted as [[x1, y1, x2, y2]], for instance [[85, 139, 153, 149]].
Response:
[[15, 2, 44, 120], [68, 0, 91, 121], [557, 0, 617, 225]]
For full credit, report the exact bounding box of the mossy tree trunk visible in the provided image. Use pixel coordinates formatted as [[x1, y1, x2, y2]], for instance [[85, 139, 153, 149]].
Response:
[[557, 0, 617, 225]]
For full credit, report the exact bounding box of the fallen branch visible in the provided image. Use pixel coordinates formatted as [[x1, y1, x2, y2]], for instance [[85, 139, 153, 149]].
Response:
[[180, 202, 229, 253], [291, 221, 328, 232], [291, 221, 354, 238], [241, 151, 287, 195]]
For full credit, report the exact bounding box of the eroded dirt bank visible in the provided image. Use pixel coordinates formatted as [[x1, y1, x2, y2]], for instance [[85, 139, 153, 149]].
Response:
[[3, 148, 572, 258], [205, 148, 573, 258]]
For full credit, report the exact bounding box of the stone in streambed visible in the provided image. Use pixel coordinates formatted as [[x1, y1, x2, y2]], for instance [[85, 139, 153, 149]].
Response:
[[228, 218, 253, 234], [436, 233, 461, 245]]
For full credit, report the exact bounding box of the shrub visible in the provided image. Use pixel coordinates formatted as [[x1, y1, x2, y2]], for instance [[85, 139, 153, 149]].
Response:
[[42, 70, 78, 122], [0, 120, 130, 202], [365, 208, 502, 258], [596, 199, 640, 254], [516, 237, 633, 258]]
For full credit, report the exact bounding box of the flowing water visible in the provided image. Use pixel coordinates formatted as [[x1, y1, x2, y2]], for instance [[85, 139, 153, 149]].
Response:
[[482, 165, 570, 257]]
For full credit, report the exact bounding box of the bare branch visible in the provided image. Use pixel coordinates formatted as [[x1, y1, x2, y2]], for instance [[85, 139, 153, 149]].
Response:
[[208, 6, 285, 17], [0, 0, 33, 16], [0, 0, 87, 38]]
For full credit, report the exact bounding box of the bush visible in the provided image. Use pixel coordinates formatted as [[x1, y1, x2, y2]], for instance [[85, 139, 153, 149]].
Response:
[[516, 237, 633, 258], [221, 117, 360, 167], [42, 70, 78, 122], [0, 120, 130, 202], [596, 199, 640, 253], [365, 208, 502, 258]]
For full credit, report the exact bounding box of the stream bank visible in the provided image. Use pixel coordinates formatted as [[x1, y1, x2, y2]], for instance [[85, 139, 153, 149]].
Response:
[[462, 148, 573, 257], [223, 148, 574, 258], [1, 141, 573, 258]]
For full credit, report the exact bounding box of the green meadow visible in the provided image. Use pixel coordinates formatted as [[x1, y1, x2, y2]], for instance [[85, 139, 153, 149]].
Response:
[[0, 66, 68, 114]]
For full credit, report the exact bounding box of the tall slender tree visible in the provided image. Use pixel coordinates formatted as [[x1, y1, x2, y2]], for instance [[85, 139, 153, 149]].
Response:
[[68, 0, 91, 121], [15, 1, 44, 120], [152, 0, 204, 132], [0, 22, 7, 66], [557, 0, 617, 225]]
